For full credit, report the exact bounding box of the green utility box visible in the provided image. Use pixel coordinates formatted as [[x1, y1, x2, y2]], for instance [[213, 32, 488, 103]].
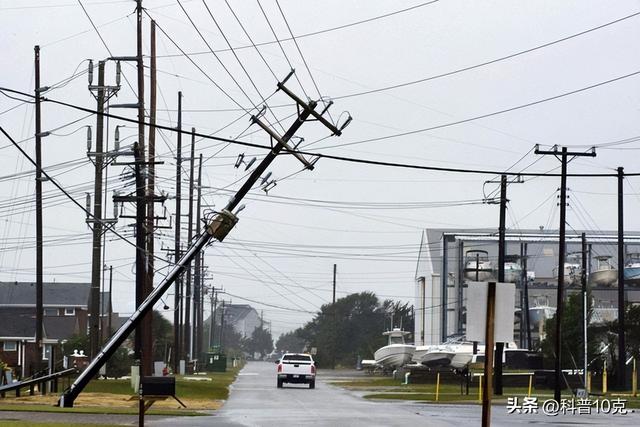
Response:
[[206, 352, 227, 372]]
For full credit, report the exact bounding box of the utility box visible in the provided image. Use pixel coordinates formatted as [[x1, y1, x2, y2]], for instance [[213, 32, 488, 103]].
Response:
[[205, 353, 227, 372]]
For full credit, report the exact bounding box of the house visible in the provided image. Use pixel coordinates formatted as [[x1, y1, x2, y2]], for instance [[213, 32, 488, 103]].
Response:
[[219, 304, 261, 338], [0, 281, 91, 377]]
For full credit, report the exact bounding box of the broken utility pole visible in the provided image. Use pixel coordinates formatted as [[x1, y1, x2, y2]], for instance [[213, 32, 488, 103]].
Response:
[[58, 71, 348, 407], [535, 145, 596, 402]]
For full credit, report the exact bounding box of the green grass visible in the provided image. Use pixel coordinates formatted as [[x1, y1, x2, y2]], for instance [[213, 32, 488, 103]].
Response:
[[0, 403, 203, 416], [83, 367, 241, 400], [0, 422, 117, 427]]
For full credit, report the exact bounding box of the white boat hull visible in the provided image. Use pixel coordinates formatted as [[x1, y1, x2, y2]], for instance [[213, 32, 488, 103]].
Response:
[[589, 269, 617, 287], [374, 344, 415, 369]]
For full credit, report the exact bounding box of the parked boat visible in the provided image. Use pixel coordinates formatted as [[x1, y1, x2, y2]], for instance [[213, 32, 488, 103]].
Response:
[[624, 253, 640, 286], [374, 328, 415, 369], [504, 255, 522, 283], [553, 254, 581, 287], [463, 250, 495, 281], [420, 337, 484, 370], [589, 255, 617, 287]]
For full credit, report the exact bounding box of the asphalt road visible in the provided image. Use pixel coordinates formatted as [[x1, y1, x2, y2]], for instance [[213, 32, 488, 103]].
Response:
[[151, 361, 640, 427]]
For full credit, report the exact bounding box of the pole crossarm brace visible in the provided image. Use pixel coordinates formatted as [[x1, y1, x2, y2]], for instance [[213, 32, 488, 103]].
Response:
[[534, 144, 596, 158], [57, 80, 343, 408]]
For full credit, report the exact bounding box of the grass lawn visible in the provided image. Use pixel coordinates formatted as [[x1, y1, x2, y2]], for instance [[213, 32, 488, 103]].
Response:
[[332, 375, 640, 407], [0, 367, 241, 416], [0, 422, 117, 427]]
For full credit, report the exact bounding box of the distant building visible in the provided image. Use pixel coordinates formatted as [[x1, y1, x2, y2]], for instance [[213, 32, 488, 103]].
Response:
[[414, 228, 640, 347], [218, 304, 261, 338], [0, 281, 93, 377]]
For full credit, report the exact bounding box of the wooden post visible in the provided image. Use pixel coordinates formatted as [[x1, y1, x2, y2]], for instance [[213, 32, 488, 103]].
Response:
[[603, 360, 608, 395], [527, 374, 533, 397], [435, 372, 441, 401], [632, 358, 637, 397], [587, 371, 591, 393], [478, 374, 482, 403], [482, 281, 496, 427]]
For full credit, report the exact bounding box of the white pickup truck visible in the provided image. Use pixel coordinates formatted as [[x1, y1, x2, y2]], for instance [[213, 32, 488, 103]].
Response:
[[276, 353, 316, 389]]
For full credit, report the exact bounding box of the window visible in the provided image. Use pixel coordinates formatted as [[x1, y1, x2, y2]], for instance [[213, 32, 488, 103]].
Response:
[[64, 308, 75, 316], [3, 341, 17, 351], [42, 344, 52, 360], [44, 308, 58, 316]]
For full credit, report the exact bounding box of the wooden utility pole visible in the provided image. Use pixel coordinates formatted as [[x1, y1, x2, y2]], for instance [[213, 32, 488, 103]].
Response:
[[535, 145, 596, 402], [185, 129, 196, 360], [173, 91, 183, 372], [481, 281, 496, 427], [133, 0, 151, 376], [108, 265, 113, 337], [521, 243, 531, 349], [193, 154, 203, 359], [617, 167, 626, 389], [494, 174, 507, 396], [144, 18, 157, 370], [89, 61, 106, 360], [332, 263, 337, 369], [34, 45, 44, 376]]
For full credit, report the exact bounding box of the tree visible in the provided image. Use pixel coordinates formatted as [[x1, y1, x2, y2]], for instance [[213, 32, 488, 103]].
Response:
[[540, 292, 601, 371], [278, 292, 414, 368], [152, 311, 173, 362], [276, 330, 306, 353], [244, 327, 274, 357]]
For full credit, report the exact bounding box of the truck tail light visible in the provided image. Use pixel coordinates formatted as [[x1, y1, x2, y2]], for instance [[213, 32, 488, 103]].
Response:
[[277, 364, 283, 373], [311, 365, 316, 374]]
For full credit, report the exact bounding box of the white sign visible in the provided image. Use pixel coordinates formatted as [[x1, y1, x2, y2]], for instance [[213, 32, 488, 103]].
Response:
[[466, 281, 515, 343]]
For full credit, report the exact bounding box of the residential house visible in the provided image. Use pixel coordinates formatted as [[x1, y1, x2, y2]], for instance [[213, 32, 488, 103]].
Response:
[[0, 281, 90, 377]]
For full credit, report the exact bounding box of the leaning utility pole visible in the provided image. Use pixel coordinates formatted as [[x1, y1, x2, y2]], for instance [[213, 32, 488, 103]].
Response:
[[58, 71, 347, 407], [89, 61, 106, 360], [173, 91, 183, 373], [535, 145, 596, 402], [617, 166, 626, 389], [34, 45, 44, 376]]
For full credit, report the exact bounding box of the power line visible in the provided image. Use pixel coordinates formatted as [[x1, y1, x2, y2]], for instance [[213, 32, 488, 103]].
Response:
[[314, 69, 640, 150]]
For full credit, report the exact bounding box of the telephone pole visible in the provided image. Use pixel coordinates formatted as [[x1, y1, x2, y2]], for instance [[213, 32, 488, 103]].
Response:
[[494, 174, 507, 396], [133, 0, 151, 377], [193, 154, 203, 360], [145, 19, 157, 370], [173, 91, 183, 373], [581, 232, 588, 389], [535, 145, 596, 402], [617, 167, 626, 389], [185, 129, 196, 360], [332, 263, 337, 369], [88, 61, 106, 360], [34, 45, 44, 376]]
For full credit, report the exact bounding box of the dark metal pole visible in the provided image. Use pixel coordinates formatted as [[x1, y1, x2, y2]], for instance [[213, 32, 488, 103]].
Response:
[[617, 167, 626, 389], [554, 147, 568, 402], [34, 45, 44, 377], [89, 61, 105, 360], [173, 91, 182, 373], [495, 174, 507, 396]]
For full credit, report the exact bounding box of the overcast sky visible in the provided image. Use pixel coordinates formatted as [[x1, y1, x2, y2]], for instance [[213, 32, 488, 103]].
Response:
[[1, 0, 640, 337]]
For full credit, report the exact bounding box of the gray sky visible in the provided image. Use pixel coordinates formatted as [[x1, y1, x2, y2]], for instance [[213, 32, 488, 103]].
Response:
[[1, 0, 640, 337]]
